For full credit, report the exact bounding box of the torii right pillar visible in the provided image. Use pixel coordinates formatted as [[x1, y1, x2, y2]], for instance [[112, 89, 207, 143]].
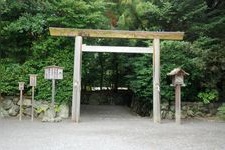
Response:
[[153, 38, 161, 123]]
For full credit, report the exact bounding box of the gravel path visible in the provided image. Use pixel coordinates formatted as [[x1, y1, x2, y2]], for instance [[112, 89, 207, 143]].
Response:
[[0, 105, 225, 150]]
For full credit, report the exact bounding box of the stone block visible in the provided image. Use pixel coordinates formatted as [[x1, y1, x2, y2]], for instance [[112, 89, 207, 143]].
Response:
[[42, 108, 56, 121], [2, 99, 13, 110], [195, 111, 204, 117], [17, 99, 32, 106], [8, 105, 19, 116], [13, 97, 19, 105], [23, 107, 32, 116], [58, 104, 69, 119], [0, 107, 9, 118], [181, 111, 188, 119], [166, 111, 174, 120], [187, 110, 194, 117]]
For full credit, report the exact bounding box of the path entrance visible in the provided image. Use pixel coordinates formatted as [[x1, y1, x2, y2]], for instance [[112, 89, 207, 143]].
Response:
[[80, 105, 135, 122]]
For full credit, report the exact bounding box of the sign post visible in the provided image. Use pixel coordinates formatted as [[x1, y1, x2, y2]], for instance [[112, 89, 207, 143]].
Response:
[[44, 66, 63, 115], [51, 79, 55, 110], [29, 74, 37, 121], [18, 82, 25, 121]]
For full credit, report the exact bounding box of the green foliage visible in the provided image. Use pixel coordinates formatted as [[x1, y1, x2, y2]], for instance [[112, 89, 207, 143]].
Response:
[[127, 41, 200, 105], [198, 89, 219, 104], [1, 62, 26, 95], [36, 106, 48, 114], [1, 0, 110, 104], [127, 54, 152, 101], [217, 104, 225, 120], [1, 0, 225, 114], [4, 13, 46, 34], [54, 104, 61, 113]]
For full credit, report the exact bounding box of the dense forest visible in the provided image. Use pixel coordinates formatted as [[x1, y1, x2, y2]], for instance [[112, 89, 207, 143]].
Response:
[[0, 0, 225, 114]]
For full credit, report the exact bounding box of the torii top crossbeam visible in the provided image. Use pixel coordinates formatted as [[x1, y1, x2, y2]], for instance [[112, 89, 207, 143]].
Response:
[[49, 27, 184, 40]]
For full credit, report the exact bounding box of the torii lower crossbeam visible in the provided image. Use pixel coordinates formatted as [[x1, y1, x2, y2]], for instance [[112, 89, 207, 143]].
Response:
[[82, 45, 153, 53]]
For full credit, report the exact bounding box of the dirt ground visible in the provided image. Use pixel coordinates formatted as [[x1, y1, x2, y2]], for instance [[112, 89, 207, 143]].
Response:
[[0, 105, 225, 150]]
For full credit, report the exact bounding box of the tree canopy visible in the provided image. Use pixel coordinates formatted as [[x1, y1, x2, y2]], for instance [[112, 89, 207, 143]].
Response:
[[1, 0, 225, 114]]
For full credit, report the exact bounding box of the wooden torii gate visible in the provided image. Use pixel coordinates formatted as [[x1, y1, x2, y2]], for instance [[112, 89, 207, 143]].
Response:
[[49, 27, 184, 123]]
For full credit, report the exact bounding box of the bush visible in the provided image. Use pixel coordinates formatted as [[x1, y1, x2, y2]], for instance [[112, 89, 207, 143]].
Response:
[[127, 41, 201, 107], [198, 89, 219, 104], [217, 104, 225, 120]]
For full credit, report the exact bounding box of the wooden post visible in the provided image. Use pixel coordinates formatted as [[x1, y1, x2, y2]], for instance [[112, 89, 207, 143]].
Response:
[[19, 89, 23, 121], [153, 38, 161, 123], [29, 74, 37, 121], [31, 86, 34, 121], [175, 84, 181, 124], [51, 79, 55, 111], [72, 36, 82, 122]]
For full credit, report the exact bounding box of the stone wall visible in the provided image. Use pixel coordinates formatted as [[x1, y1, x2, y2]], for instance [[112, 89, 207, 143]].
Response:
[[154, 102, 221, 119], [0, 91, 132, 121], [1, 93, 221, 121], [0, 96, 69, 122], [130, 97, 221, 119], [130, 96, 151, 116]]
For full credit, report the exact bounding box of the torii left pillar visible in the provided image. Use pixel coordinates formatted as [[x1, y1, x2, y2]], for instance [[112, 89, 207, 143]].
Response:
[[153, 38, 161, 123], [72, 36, 82, 122]]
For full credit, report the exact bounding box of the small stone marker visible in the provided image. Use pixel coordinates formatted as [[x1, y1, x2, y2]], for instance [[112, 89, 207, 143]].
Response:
[[167, 68, 189, 124]]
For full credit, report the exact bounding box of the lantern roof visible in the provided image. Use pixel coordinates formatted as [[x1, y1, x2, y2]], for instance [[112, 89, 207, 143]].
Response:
[[167, 68, 189, 76]]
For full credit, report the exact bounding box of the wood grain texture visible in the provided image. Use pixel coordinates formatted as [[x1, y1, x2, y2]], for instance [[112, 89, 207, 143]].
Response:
[[49, 27, 184, 40], [153, 38, 161, 123], [175, 85, 181, 124], [72, 36, 82, 123]]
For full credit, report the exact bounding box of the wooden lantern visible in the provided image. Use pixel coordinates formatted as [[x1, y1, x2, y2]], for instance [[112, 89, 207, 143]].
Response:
[[167, 68, 189, 86], [167, 68, 189, 124]]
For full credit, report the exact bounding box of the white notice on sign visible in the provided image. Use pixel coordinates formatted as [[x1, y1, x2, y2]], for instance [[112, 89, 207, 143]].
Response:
[[44, 66, 64, 80], [50, 68, 53, 79], [58, 69, 63, 79], [18, 82, 25, 90], [29, 74, 37, 86], [54, 68, 58, 79]]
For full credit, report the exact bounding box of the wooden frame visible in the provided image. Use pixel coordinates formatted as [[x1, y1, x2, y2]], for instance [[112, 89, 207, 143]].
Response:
[[49, 27, 184, 123]]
